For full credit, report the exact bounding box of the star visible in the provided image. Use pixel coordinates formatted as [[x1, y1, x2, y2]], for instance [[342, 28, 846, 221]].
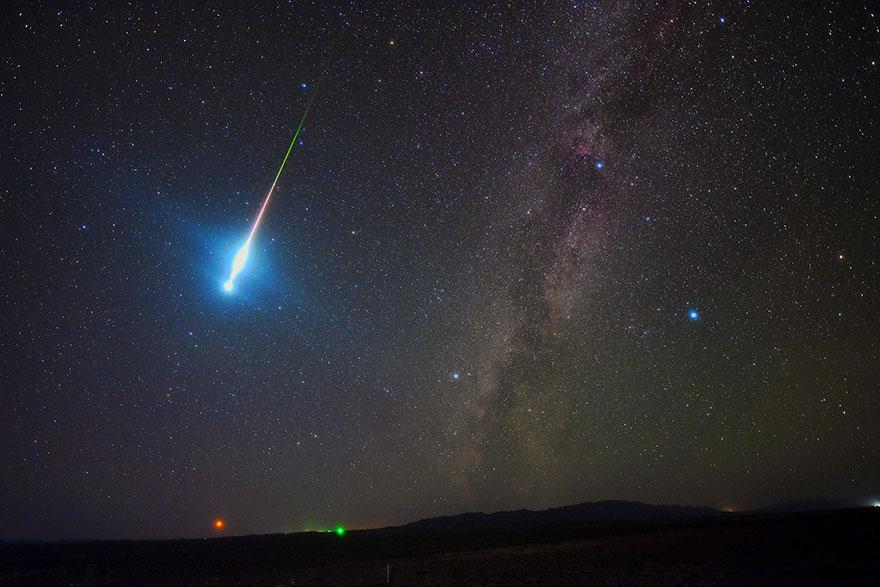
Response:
[[687, 309, 700, 321]]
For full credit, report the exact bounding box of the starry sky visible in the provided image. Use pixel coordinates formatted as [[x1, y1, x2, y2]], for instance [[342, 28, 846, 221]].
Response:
[[2, 2, 879, 540]]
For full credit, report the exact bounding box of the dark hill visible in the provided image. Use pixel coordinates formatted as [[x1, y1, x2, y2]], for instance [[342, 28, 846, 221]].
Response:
[[394, 500, 723, 533], [759, 497, 865, 513]]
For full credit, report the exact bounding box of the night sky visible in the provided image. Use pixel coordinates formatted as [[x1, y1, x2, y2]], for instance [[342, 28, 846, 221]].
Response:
[[2, 2, 879, 540]]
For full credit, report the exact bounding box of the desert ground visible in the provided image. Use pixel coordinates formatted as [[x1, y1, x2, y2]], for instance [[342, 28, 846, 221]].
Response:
[[2, 509, 877, 585]]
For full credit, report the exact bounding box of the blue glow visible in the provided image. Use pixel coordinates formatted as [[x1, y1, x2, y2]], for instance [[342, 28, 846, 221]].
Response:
[[688, 309, 700, 321], [719, 16, 726, 24], [300, 82, 308, 89], [451, 371, 461, 381], [595, 161, 605, 170]]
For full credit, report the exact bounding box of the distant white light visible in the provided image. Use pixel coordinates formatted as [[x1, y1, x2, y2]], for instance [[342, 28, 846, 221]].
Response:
[[223, 280, 233, 293]]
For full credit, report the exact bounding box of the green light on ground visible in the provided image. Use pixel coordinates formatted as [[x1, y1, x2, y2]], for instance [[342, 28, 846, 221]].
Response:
[[335, 525, 346, 536]]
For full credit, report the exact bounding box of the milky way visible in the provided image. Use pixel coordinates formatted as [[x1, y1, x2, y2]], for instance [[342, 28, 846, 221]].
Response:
[[2, 2, 878, 539]]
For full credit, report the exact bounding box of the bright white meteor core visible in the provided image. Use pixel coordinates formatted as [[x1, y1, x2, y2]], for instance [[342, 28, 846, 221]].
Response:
[[223, 88, 318, 293], [223, 242, 249, 292]]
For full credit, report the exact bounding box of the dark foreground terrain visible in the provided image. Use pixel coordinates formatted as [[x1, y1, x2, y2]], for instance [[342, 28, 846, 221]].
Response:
[[2, 508, 878, 585]]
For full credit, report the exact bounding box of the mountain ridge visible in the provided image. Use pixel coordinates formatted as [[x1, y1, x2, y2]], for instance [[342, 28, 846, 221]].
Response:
[[392, 499, 725, 533]]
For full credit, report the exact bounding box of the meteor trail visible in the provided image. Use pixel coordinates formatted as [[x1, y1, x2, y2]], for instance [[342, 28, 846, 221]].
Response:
[[224, 87, 319, 293]]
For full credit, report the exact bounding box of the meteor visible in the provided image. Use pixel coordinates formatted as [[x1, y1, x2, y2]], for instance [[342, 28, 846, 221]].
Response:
[[223, 87, 319, 293]]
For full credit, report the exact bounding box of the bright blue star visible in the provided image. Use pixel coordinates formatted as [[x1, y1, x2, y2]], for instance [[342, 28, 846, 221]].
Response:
[[451, 371, 461, 381], [687, 309, 700, 321], [719, 16, 726, 24], [595, 161, 605, 170], [300, 82, 308, 89]]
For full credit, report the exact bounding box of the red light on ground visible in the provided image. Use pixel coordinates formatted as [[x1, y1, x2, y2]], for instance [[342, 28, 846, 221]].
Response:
[[214, 518, 225, 531]]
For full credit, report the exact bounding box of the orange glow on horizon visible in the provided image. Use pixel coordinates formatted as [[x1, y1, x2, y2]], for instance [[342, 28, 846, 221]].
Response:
[[214, 518, 225, 531]]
